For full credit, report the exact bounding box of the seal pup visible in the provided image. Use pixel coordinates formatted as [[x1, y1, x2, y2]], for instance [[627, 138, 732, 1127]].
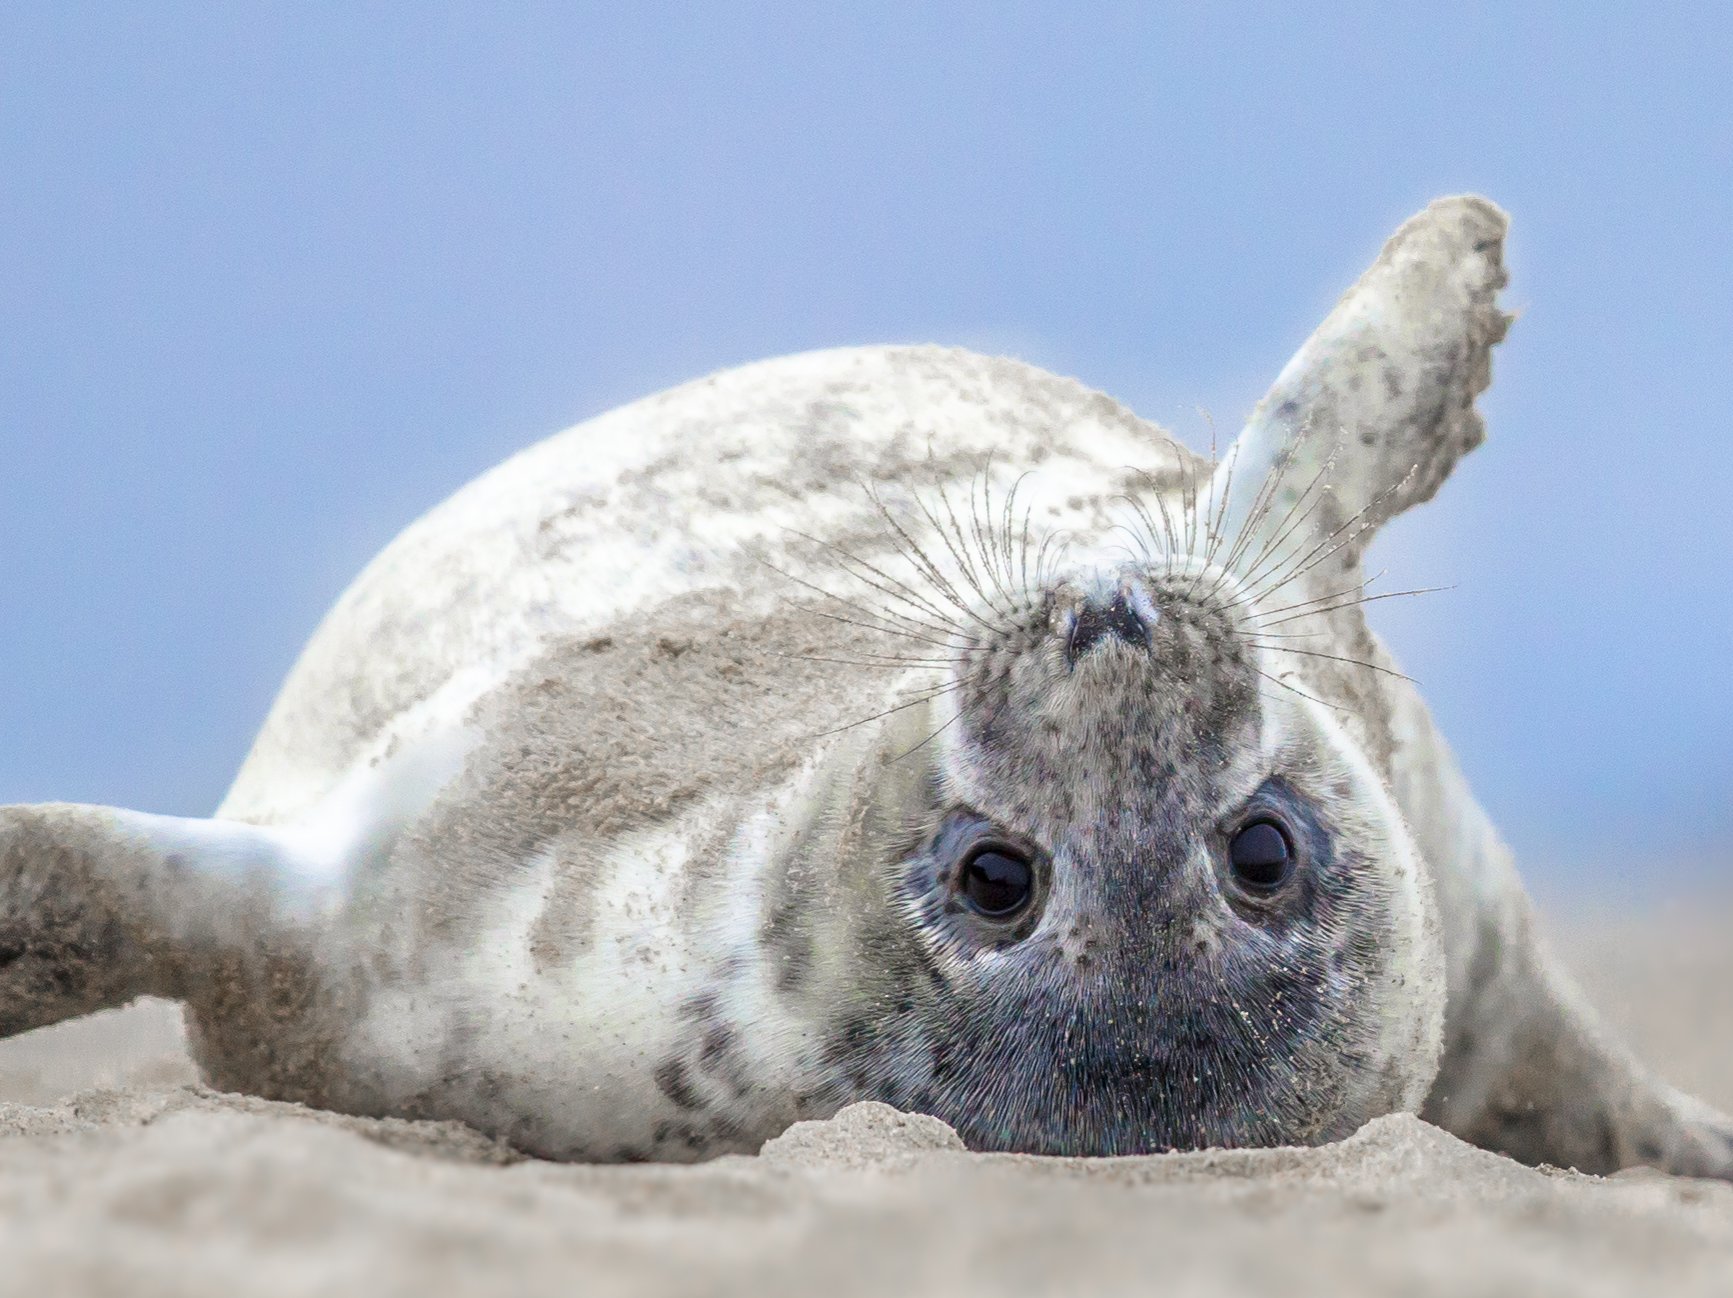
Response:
[[3, 196, 1730, 1175]]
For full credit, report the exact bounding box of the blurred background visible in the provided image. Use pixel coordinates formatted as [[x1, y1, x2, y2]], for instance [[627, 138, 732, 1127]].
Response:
[[1, 5, 1728, 901]]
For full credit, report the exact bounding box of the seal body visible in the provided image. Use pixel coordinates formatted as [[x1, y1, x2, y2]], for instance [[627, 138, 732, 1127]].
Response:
[[187, 343, 1438, 1160], [4, 196, 1731, 1176]]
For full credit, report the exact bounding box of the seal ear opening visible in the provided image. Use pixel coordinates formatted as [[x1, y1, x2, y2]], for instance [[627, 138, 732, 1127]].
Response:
[[1207, 196, 1513, 577]]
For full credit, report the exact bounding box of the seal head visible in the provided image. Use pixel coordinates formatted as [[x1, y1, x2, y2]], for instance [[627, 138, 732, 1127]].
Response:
[[797, 553, 1441, 1156]]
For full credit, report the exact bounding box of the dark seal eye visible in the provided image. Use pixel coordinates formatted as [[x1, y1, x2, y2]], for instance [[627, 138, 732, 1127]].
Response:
[[1228, 819, 1294, 892], [959, 846, 1034, 917]]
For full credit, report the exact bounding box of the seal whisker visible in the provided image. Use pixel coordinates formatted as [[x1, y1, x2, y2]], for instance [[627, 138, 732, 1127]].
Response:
[[938, 470, 1037, 624], [1247, 585, 1452, 630], [797, 604, 960, 651], [1109, 490, 1164, 572], [787, 524, 977, 637], [1242, 642, 1417, 683], [1234, 570, 1388, 624], [1181, 438, 1228, 602], [1016, 498, 1038, 600], [990, 472, 1016, 595], [996, 473, 1037, 604], [1239, 464, 1422, 606], [1216, 420, 1309, 578], [1223, 444, 1343, 602], [1205, 416, 1327, 607], [1134, 466, 1186, 580], [929, 478, 1002, 617], [1106, 521, 1154, 567], [890, 702, 971, 763], [1228, 429, 1344, 590], [1201, 431, 1241, 573], [789, 659, 955, 674], [1185, 445, 1218, 574], [776, 651, 958, 671], [1252, 666, 1354, 713], [806, 679, 968, 740], [862, 481, 1014, 636], [1179, 447, 1202, 560], [762, 572, 959, 647], [759, 561, 963, 647], [781, 533, 968, 634], [853, 501, 988, 629], [1198, 401, 1221, 555], [1031, 525, 1072, 598], [965, 468, 1019, 618]]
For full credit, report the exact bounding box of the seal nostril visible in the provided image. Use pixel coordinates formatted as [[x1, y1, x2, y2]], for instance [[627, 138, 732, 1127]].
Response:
[[1066, 591, 1148, 664]]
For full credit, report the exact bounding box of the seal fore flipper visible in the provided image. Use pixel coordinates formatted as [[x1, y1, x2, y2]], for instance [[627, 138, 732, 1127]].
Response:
[[0, 804, 324, 1038], [1207, 195, 1512, 579]]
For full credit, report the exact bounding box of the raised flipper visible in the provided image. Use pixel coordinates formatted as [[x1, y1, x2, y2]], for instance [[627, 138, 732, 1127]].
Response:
[[1209, 193, 1511, 570]]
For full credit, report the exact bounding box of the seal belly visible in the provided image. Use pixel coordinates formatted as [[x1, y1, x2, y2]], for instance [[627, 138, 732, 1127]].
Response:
[[335, 798, 814, 1162]]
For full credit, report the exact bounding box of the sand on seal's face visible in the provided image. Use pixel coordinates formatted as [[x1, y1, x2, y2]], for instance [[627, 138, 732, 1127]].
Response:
[[0, 903, 1729, 1298]]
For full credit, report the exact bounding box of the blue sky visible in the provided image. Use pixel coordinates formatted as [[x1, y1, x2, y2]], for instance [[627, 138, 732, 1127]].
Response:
[[1, 5, 1728, 894]]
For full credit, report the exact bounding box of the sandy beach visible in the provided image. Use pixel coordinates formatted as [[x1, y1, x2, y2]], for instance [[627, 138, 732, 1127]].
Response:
[[0, 895, 1726, 1297]]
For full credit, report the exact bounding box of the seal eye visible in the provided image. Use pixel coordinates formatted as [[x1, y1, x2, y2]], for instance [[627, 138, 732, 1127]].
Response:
[[1228, 820, 1294, 893], [958, 846, 1034, 918]]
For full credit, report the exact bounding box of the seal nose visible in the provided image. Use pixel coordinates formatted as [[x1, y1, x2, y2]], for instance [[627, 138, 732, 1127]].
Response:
[[1066, 589, 1150, 665]]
